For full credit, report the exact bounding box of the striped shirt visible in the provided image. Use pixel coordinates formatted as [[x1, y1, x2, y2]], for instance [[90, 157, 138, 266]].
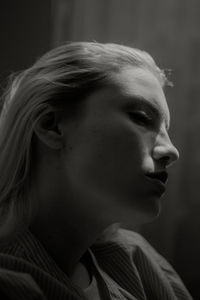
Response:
[[0, 226, 193, 300]]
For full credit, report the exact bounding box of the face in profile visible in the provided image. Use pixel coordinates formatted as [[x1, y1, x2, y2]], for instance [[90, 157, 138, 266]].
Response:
[[60, 66, 179, 226]]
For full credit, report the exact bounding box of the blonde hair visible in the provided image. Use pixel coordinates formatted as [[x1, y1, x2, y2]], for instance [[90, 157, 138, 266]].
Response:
[[0, 42, 169, 236]]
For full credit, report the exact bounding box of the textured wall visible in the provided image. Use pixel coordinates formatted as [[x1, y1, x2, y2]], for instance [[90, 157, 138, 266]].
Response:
[[52, 0, 200, 298]]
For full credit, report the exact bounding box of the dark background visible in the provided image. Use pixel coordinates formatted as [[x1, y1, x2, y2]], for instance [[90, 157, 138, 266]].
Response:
[[0, 1, 200, 298]]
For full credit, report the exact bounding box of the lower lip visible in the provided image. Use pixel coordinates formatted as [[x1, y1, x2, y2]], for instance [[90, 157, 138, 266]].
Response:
[[145, 177, 166, 196]]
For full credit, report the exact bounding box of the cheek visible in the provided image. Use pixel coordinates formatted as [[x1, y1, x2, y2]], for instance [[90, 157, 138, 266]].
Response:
[[93, 130, 142, 181], [68, 124, 148, 200], [62, 123, 158, 224]]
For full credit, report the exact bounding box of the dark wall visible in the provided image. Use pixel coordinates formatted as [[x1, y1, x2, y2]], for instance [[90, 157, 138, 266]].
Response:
[[0, 0, 51, 87]]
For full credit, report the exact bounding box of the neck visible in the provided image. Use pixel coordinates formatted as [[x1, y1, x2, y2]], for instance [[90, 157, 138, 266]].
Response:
[[29, 207, 108, 275], [28, 158, 117, 275]]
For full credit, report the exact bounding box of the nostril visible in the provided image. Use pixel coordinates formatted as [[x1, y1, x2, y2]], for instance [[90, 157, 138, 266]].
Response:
[[162, 156, 171, 165], [153, 144, 179, 167]]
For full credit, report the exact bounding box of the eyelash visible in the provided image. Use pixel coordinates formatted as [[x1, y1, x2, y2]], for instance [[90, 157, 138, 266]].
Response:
[[128, 111, 153, 127]]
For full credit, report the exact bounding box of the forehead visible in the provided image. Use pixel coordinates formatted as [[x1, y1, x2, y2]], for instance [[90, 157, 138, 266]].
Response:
[[83, 67, 170, 128], [112, 67, 169, 116]]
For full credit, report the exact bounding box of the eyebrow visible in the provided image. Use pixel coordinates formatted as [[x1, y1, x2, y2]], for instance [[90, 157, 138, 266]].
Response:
[[122, 95, 170, 130]]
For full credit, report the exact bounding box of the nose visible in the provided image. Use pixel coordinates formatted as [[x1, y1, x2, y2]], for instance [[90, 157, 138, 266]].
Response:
[[152, 133, 179, 168]]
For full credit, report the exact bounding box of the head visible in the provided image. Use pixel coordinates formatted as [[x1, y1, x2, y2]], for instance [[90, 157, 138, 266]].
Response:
[[0, 42, 179, 236]]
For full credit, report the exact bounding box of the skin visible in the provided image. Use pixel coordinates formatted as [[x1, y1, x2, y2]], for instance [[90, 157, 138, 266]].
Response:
[[29, 66, 179, 287]]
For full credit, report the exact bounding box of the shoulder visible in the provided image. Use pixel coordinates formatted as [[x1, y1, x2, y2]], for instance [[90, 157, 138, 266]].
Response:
[[109, 227, 156, 254], [114, 228, 178, 272], [93, 228, 193, 299], [95, 227, 171, 269], [116, 227, 150, 247], [113, 228, 192, 298]]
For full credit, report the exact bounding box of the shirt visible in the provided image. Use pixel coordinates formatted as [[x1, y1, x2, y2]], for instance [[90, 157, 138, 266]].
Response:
[[0, 225, 193, 300]]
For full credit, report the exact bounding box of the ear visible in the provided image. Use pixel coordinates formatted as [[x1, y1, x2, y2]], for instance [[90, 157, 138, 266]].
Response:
[[33, 111, 64, 150]]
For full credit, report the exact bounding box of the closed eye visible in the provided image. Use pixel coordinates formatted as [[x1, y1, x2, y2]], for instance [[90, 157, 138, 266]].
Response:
[[128, 111, 153, 127]]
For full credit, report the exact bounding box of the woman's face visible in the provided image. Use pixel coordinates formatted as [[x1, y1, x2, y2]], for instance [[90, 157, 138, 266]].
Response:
[[60, 67, 179, 225]]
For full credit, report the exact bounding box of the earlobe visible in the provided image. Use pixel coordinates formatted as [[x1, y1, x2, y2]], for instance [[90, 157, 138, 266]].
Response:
[[34, 112, 64, 150]]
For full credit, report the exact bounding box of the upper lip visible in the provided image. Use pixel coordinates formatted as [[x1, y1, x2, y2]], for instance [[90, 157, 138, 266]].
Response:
[[145, 171, 168, 184]]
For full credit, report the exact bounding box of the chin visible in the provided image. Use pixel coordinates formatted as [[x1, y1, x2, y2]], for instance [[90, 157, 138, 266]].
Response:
[[118, 195, 162, 227], [141, 196, 162, 221]]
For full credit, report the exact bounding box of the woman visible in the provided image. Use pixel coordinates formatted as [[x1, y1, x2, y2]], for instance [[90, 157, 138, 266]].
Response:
[[0, 42, 192, 299]]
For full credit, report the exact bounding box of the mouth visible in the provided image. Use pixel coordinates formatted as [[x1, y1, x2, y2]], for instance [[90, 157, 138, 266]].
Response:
[[145, 171, 168, 196], [145, 171, 168, 184]]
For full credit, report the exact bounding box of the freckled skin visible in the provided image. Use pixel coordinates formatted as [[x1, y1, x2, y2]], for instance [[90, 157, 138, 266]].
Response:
[[59, 67, 179, 226]]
